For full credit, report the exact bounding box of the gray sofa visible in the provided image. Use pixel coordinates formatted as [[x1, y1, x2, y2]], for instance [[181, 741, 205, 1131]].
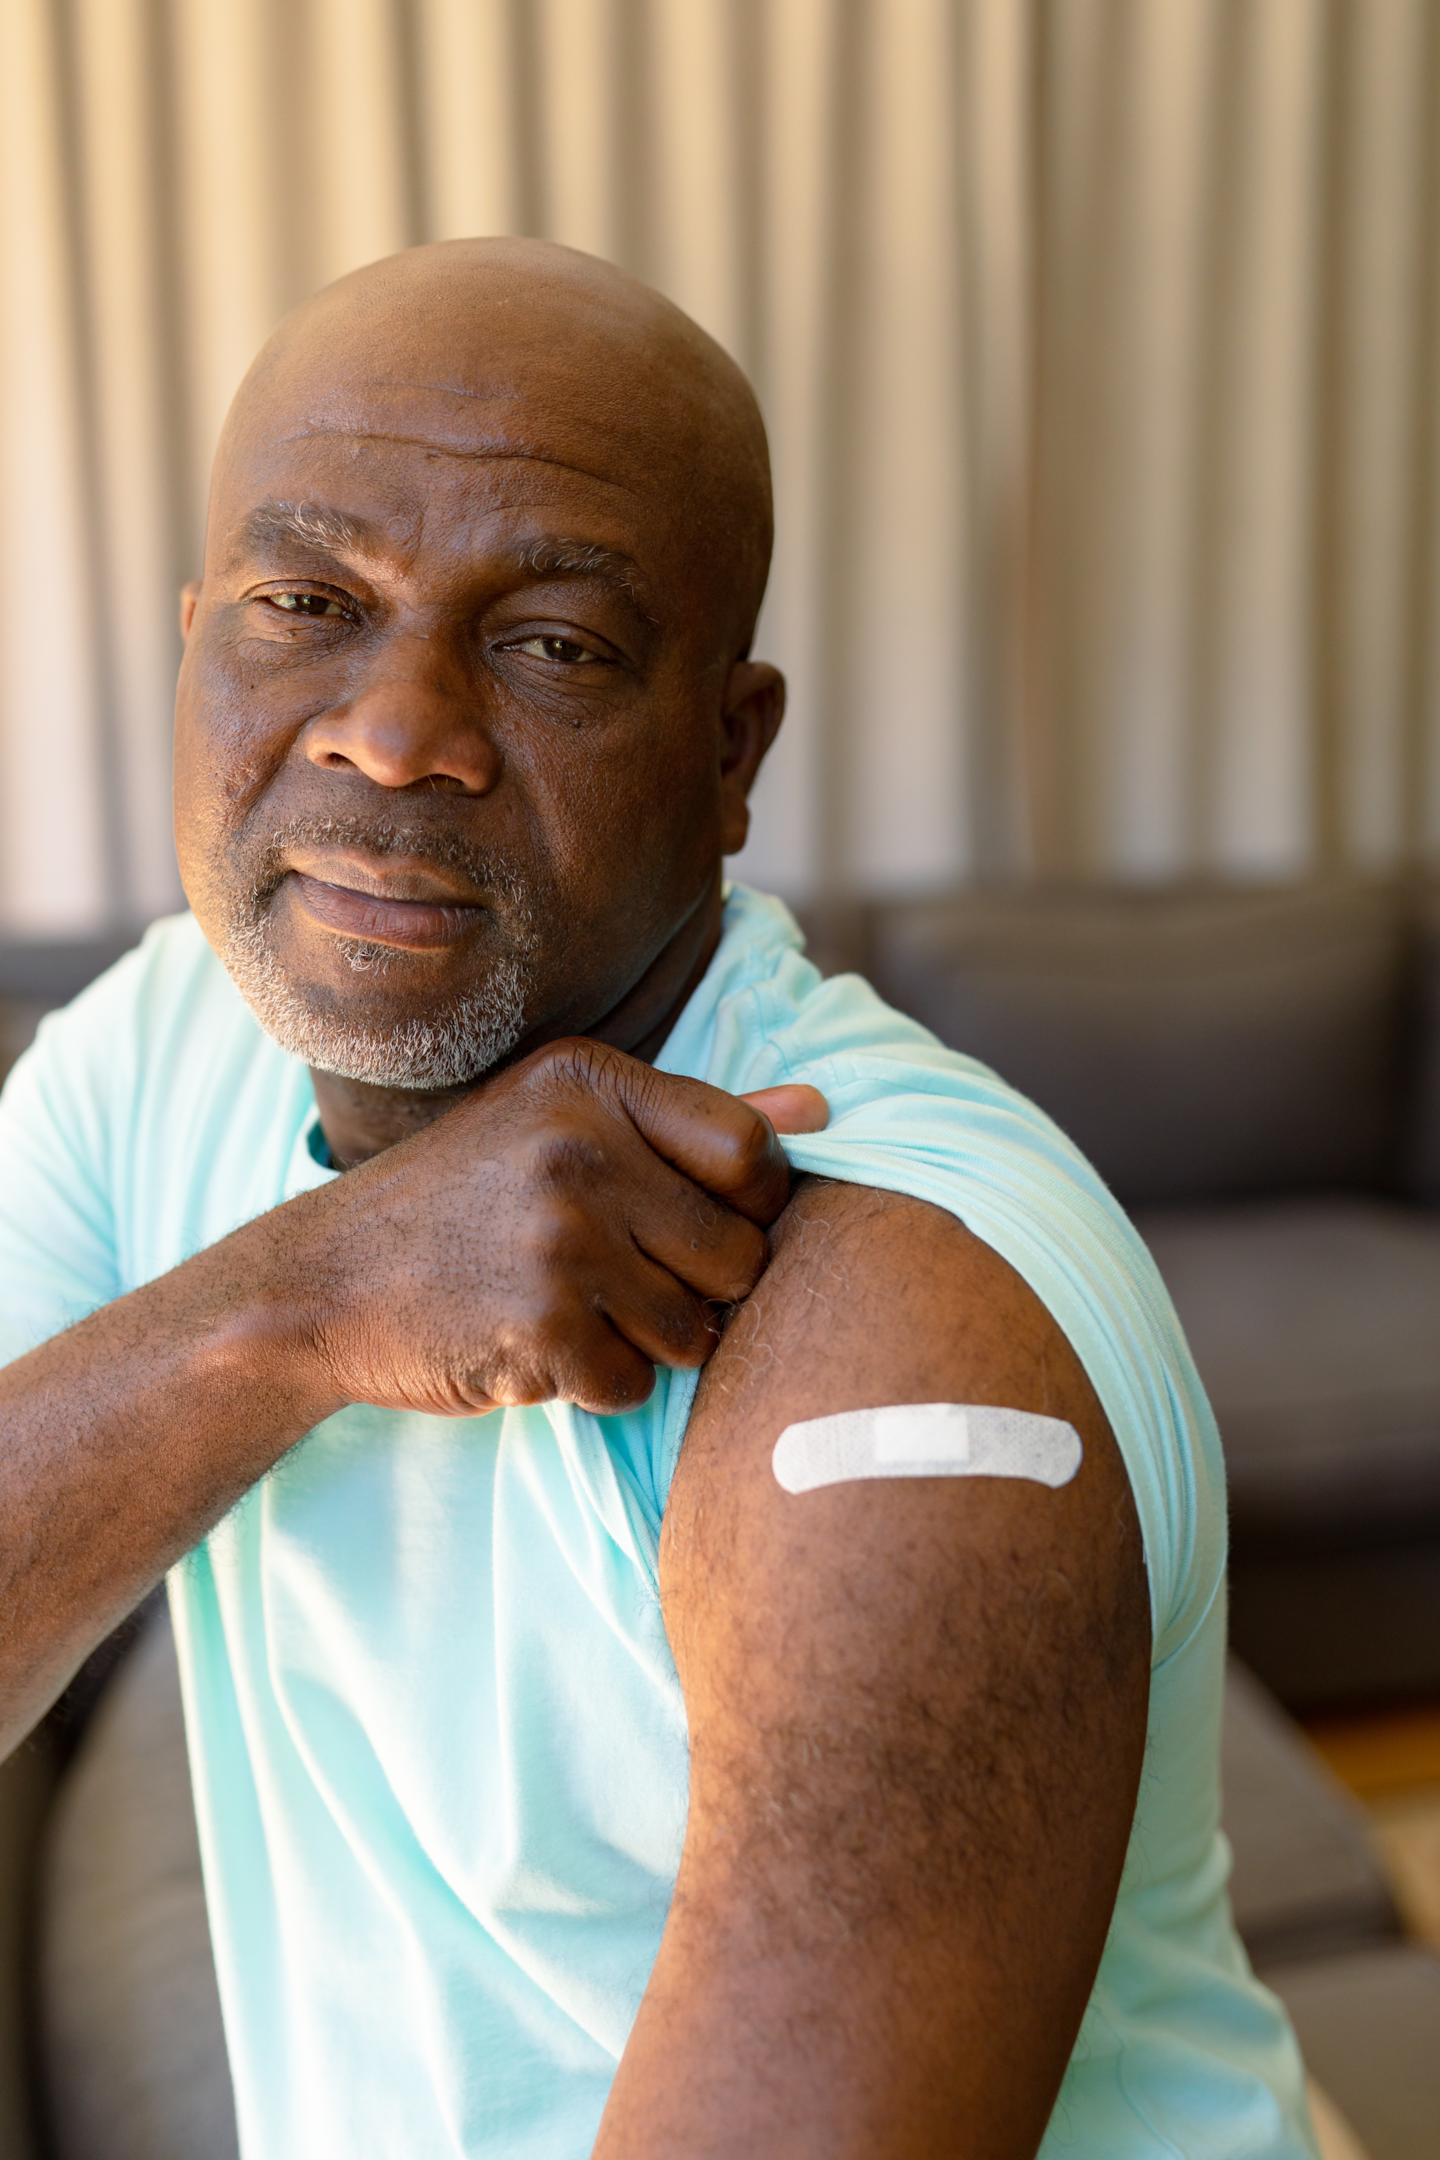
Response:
[[805, 877, 1440, 1710], [1222, 1657, 1440, 2159]]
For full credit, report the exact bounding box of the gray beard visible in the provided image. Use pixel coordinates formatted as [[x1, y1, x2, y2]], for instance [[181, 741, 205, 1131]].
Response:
[[220, 818, 538, 1090]]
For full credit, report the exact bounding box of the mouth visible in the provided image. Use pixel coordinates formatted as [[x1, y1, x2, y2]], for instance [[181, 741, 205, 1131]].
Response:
[[284, 867, 491, 951]]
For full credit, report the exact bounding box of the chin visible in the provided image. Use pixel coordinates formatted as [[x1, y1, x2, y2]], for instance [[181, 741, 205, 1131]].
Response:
[[222, 915, 530, 1090]]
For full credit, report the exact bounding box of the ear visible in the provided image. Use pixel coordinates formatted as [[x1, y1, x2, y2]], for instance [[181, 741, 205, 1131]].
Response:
[[718, 662, 785, 855], [179, 580, 202, 638]]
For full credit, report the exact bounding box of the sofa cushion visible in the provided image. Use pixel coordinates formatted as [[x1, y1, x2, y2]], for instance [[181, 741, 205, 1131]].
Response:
[[1264, 1945, 1440, 2160], [869, 882, 1405, 1206], [39, 1602, 237, 2160], [1402, 885, 1440, 1203], [0, 1729, 61, 2160], [1227, 1538, 1440, 1710], [1220, 1660, 1400, 1965], [1137, 1197, 1440, 1543]]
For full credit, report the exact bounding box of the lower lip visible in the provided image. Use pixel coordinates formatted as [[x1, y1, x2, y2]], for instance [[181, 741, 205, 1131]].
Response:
[[286, 871, 488, 950]]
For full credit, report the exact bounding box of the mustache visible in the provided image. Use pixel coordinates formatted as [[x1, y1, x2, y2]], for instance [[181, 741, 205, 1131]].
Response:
[[241, 814, 531, 911]]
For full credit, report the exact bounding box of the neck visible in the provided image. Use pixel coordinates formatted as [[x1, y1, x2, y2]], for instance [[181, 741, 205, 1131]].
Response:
[[311, 877, 725, 1167]]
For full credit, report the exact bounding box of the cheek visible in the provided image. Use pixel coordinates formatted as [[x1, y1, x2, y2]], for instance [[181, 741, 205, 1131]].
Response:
[[518, 717, 720, 901], [175, 642, 293, 835], [172, 642, 301, 933], [172, 657, 221, 885]]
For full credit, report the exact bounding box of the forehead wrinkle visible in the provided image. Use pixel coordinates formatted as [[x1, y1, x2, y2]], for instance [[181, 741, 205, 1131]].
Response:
[[278, 426, 641, 495], [364, 377, 527, 405]]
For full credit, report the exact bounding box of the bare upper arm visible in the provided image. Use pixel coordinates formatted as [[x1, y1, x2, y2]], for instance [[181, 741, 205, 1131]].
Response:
[[595, 1178, 1150, 2160]]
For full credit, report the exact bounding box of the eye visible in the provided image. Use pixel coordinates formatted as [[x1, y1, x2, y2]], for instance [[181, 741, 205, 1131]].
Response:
[[510, 634, 599, 664], [268, 590, 350, 618]]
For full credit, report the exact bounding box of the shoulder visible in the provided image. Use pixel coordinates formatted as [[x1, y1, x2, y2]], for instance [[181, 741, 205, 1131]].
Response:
[[0, 917, 229, 1350], [4, 914, 271, 1174], [1, 911, 302, 1253], [694, 886, 1226, 1666], [10, 912, 244, 1088], [4, 914, 205, 1139]]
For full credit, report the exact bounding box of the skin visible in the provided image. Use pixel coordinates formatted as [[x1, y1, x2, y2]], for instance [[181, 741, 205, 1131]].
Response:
[[178, 236, 784, 1162], [606, 1185, 1148, 2159], [0, 239, 1148, 2157]]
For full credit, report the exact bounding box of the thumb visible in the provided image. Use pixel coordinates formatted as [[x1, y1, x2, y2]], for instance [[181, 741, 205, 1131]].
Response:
[[739, 1084, 829, 1136]]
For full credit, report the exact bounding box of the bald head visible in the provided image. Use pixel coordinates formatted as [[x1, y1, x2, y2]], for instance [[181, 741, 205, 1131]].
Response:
[[175, 237, 788, 1116], [215, 238, 773, 659]]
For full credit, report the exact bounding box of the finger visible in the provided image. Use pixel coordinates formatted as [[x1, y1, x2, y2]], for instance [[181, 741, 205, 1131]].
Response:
[[596, 1053, 793, 1226], [490, 1315, 660, 1419], [565, 1332, 661, 1417], [600, 1252, 720, 1372], [739, 1084, 829, 1136], [624, 1157, 770, 1303]]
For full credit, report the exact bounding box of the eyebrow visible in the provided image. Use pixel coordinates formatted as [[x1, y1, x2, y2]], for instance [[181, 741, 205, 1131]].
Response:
[[232, 502, 654, 615], [514, 536, 652, 612], [236, 501, 374, 558]]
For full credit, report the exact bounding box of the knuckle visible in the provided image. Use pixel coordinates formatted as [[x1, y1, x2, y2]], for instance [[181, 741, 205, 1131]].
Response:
[[621, 1062, 666, 1128], [654, 1295, 707, 1358], [525, 1036, 588, 1084], [523, 1036, 621, 1103], [592, 1357, 656, 1416], [723, 1224, 769, 1296], [477, 1340, 552, 1408], [727, 1113, 777, 1188], [692, 1192, 720, 1232], [543, 1319, 654, 1416]]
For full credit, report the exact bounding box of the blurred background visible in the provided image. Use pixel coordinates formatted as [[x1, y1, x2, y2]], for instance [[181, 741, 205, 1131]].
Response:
[[5, 0, 1440, 934], [5, 7, 1440, 2158]]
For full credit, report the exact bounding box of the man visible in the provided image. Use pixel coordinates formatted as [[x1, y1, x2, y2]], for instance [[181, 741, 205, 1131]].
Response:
[[0, 239, 1314, 2157]]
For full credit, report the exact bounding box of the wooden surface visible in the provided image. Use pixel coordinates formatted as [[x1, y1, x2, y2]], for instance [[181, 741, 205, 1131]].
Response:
[[1304, 1698, 1440, 1802]]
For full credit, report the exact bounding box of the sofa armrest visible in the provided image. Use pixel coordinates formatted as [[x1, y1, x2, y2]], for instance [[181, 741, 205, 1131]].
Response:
[[0, 1728, 62, 2159]]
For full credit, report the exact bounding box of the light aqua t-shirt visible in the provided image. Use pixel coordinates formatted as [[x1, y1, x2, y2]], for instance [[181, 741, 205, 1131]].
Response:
[[0, 885, 1317, 2158]]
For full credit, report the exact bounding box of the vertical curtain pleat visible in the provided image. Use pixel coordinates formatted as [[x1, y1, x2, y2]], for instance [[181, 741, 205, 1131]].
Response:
[[4, 0, 1440, 933], [1196, 0, 1321, 877], [957, 0, 1034, 877], [742, 0, 845, 896], [838, 0, 967, 892], [0, 0, 110, 931], [68, 0, 185, 917], [415, 0, 526, 240], [1321, 0, 1431, 865]]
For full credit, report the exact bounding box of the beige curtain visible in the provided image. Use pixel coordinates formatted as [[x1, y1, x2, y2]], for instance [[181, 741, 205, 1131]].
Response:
[[3, 0, 1439, 936]]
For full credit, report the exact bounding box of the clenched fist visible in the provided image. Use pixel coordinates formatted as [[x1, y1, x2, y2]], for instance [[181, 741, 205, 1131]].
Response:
[[293, 1039, 829, 1419]]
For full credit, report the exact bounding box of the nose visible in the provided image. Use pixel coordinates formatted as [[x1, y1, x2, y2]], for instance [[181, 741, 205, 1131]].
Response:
[[303, 639, 500, 794]]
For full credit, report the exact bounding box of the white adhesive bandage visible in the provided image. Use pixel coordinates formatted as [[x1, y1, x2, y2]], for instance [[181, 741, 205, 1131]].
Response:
[[772, 1404, 1082, 1495]]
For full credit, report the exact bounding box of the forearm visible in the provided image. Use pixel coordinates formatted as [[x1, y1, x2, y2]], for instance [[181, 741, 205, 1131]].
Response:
[[0, 1048, 814, 1753], [0, 1195, 344, 1752]]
